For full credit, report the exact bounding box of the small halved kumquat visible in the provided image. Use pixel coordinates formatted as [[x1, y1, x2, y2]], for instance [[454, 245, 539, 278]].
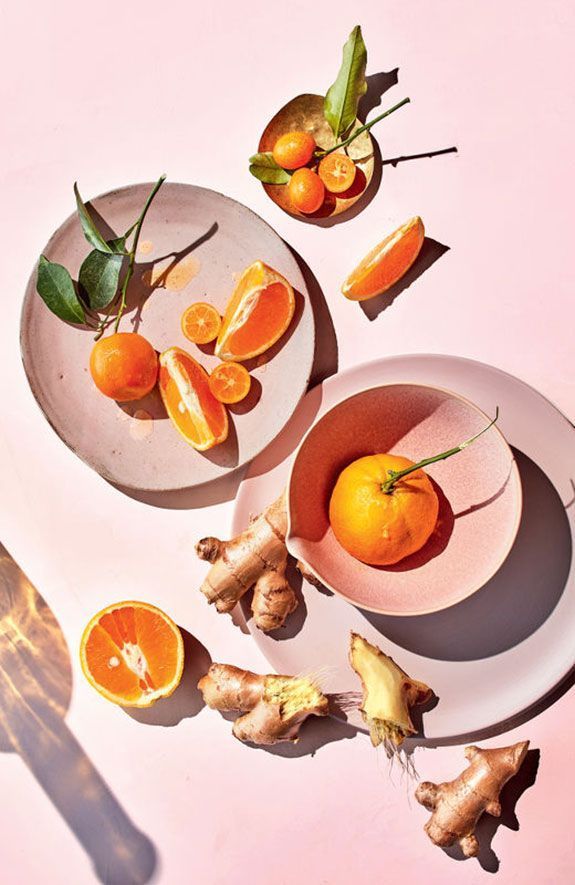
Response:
[[272, 131, 316, 170], [288, 167, 325, 214], [79, 600, 184, 707], [318, 152, 357, 193], [181, 302, 222, 345], [341, 216, 426, 301], [209, 362, 252, 404], [159, 346, 228, 450]]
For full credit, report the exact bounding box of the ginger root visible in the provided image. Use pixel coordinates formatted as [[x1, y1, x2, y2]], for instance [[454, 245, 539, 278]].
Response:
[[349, 633, 433, 749], [198, 663, 328, 745], [415, 741, 530, 857], [196, 493, 298, 632]]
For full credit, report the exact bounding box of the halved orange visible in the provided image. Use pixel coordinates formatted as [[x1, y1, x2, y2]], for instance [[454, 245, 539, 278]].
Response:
[[318, 152, 356, 194], [215, 261, 295, 362], [181, 302, 221, 344], [209, 361, 252, 404], [79, 601, 184, 707], [341, 217, 425, 301], [159, 346, 228, 450]]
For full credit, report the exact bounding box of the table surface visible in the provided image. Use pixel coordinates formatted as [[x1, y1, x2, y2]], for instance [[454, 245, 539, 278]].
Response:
[[1, 2, 574, 883]]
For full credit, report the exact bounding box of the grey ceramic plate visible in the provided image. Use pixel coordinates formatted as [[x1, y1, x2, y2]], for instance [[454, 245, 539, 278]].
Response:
[[20, 182, 315, 491]]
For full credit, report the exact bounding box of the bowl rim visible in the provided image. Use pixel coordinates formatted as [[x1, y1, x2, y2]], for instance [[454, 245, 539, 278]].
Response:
[[285, 379, 523, 616]]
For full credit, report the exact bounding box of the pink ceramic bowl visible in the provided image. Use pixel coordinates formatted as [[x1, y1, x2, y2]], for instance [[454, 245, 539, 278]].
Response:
[[286, 383, 522, 616]]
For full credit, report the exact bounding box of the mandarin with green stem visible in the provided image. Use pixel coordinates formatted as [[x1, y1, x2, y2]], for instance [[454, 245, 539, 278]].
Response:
[[272, 131, 316, 170], [89, 332, 158, 401]]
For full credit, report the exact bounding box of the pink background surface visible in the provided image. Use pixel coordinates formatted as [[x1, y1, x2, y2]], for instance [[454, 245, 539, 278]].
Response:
[[1, 2, 574, 884]]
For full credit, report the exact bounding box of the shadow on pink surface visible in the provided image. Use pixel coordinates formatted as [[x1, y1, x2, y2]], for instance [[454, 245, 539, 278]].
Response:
[[0, 545, 157, 885]]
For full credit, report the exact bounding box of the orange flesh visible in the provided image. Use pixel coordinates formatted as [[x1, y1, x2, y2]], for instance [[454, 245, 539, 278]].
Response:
[[209, 362, 251, 404], [318, 153, 356, 193], [226, 283, 292, 356], [83, 604, 182, 704], [181, 302, 221, 344], [342, 217, 425, 301], [159, 348, 228, 449]]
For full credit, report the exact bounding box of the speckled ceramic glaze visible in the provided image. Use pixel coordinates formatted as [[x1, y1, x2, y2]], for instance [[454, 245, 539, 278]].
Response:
[[20, 183, 315, 490], [233, 355, 575, 740], [287, 383, 521, 615]]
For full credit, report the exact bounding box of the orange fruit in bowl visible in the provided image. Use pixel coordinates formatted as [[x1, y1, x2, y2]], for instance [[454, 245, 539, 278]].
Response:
[[79, 600, 184, 707], [288, 168, 325, 214], [89, 332, 158, 401], [215, 260, 295, 362], [272, 131, 316, 170], [329, 454, 439, 566], [342, 216, 425, 301], [159, 346, 228, 450], [318, 152, 356, 193], [209, 362, 251, 404], [181, 302, 221, 344]]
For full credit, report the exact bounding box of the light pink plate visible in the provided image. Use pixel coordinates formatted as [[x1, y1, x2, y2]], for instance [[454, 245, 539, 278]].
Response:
[[232, 355, 575, 741], [287, 383, 521, 616], [20, 182, 315, 491]]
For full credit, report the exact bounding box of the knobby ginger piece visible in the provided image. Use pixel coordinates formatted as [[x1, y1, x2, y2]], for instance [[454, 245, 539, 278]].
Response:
[[196, 493, 297, 632], [198, 663, 328, 745], [415, 741, 530, 857], [349, 632, 433, 748]]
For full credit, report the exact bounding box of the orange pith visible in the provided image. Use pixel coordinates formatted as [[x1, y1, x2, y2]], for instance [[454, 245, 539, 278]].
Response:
[[342, 216, 425, 301], [181, 302, 221, 344], [79, 601, 184, 707], [159, 346, 228, 450], [89, 332, 158, 401], [215, 261, 295, 362], [329, 454, 439, 566], [288, 168, 325, 214], [318, 152, 356, 193], [209, 362, 252, 404], [272, 131, 316, 170]]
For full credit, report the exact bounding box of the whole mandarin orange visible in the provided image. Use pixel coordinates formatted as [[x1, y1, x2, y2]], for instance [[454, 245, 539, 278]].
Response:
[[329, 454, 439, 566], [272, 131, 316, 170], [288, 168, 325, 214], [90, 332, 158, 401]]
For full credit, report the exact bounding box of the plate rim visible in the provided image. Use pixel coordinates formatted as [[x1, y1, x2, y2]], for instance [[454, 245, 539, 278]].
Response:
[[233, 352, 575, 740], [19, 180, 316, 492]]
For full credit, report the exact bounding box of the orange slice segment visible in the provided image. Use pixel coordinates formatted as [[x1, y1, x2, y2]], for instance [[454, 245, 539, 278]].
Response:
[[159, 346, 228, 451], [341, 216, 425, 301], [181, 302, 221, 344], [318, 152, 356, 194], [209, 362, 252, 404], [215, 261, 295, 362], [79, 601, 184, 707]]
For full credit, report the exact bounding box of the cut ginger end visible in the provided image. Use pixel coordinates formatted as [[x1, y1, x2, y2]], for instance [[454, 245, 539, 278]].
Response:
[[342, 216, 425, 302], [158, 346, 228, 451], [349, 632, 432, 747], [79, 601, 184, 707], [215, 261, 295, 362]]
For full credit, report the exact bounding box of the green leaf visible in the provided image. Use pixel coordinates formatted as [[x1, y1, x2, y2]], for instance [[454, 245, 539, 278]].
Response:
[[324, 25, 368, 139], [249, 153, 290, 185], [36, 255, 85, 324], [74, 182, 113, 253], [108, 235, 128, 254], [79, 249, 124, 310]]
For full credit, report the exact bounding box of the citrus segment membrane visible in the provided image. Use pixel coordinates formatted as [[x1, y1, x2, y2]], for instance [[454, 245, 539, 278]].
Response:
[[159, 347, 228, 451], [80, 601, 184, 707]]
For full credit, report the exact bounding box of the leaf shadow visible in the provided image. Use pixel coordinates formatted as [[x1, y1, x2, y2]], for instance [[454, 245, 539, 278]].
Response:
[[358, 69, 400, 120]]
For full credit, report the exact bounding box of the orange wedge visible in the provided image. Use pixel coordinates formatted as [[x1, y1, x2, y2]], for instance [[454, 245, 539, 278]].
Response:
[[159, 347, 228, 451], [341, 216, 425, 301], [79, 600, 184, 707], [215, 261, 295, 362]]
